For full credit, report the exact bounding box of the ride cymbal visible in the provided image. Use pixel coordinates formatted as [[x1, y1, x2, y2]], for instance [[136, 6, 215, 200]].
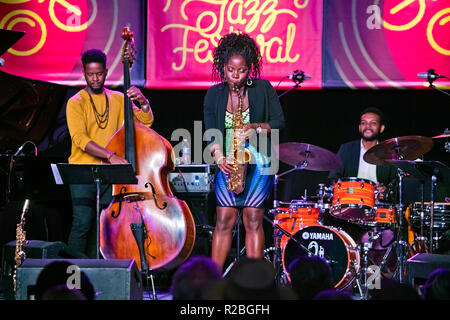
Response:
[[363, 136, 433, 165], [278, 142, 342, 171]]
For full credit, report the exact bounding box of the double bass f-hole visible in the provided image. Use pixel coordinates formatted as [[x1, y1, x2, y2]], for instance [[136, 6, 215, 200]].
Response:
[[111, 186, 128, 218], [145, 182, 167, 210]]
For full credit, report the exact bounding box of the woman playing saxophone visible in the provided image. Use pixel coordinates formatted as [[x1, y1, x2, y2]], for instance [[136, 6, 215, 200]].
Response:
[[203, 32, 285, 270]]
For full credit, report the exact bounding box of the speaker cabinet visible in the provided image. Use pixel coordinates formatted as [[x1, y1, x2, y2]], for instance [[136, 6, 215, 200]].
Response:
[[15, 258, 143, 300], [406, 253, 450, 287], [1, 240, 86, 300]]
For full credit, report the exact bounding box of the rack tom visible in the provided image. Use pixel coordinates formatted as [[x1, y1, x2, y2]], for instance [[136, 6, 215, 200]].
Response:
[[360, 203, 397, 227], [330, 178, 376, 222]]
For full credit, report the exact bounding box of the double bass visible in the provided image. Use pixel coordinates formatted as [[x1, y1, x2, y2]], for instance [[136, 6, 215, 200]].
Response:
[[99, 27, 195, 270]]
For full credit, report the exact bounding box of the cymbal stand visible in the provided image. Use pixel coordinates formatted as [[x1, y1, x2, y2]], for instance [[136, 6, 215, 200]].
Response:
[[316, 184, 332, 225], [429, 174, 437, 253], [411, 183, 428, 251], [393, 167, 409, 283], [273, 157, 310, 208]]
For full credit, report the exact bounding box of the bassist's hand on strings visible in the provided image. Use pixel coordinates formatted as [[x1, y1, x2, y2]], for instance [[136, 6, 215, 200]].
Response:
[[127, 86, 150, 112]]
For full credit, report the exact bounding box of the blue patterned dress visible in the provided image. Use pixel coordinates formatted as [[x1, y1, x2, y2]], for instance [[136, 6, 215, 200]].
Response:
[[215, 109, 274, 208]]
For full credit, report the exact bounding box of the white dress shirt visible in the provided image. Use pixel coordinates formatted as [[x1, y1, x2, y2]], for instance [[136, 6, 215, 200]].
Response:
[[357, 139, 377, 183]]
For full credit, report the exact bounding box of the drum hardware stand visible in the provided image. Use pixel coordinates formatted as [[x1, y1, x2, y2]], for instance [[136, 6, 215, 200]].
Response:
[[393, 167, 409, 283], [409, 181, 429, 253], [429, 174, 437, 253], [273, 161, 309, 208], [130, 218, 158, 300], [389, 144, 409, 283], [356, 229, 383, 300], [223, 246, 246, 277], [316, 184, 332, 225]]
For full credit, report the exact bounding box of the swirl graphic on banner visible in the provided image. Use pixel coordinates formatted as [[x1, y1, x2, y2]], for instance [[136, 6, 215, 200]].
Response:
[[427, 8, 450, 56], [0, 9, 47, 56]]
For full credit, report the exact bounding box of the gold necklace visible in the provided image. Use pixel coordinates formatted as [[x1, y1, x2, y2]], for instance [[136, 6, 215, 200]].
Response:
[[87, 91, 109, 129]]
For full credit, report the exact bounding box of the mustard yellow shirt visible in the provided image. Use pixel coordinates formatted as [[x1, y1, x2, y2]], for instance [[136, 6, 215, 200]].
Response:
[[66, 88, 153, 164]]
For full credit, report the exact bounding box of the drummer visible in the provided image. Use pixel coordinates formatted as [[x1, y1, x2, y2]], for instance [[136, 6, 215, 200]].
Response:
[[328, 107, 397, 200], [327, 107, 398, 257]]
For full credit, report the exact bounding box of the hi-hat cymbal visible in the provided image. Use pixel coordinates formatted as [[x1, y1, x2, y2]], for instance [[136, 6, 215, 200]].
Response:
[[363, 136, 434, 165], [278, 142, 342, 171]]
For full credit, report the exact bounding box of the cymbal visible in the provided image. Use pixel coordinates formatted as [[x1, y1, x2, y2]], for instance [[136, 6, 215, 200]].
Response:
[[363, 136, 434, 165], [278, 142, 342, 171]]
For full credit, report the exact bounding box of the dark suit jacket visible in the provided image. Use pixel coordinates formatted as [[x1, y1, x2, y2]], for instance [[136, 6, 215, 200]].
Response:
[[328, 139, 397, 186], [203, 79, 285, 155]]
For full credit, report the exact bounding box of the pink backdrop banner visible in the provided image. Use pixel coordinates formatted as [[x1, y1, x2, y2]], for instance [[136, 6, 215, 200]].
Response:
[[147, 0, 323, 89]]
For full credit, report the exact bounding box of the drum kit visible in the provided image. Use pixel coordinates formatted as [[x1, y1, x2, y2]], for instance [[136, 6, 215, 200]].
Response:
[[265, 132, 450, 298]]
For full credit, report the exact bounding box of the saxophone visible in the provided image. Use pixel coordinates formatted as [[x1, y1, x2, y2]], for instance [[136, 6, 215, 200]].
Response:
[[13, 199, 30, 293], [226, 84, 251, 194]]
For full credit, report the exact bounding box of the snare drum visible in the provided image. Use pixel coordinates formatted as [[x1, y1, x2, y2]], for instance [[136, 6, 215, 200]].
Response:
[[330, 177, 376, 221], [362, 203, 397, 227], [270, 200, 320, 249], [283, 225, 359, 289]]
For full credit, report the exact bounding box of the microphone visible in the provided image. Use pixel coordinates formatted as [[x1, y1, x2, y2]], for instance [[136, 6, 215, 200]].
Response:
[[417, 69, 446, 81], [0, 58, 4, 67], [13, 140, 37, 157], [288, 69, 311, 82]]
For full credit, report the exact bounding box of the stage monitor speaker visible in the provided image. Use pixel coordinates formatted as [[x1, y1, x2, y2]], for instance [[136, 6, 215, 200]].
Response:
[[16, 258, 142, 300], [406, 253, 450, 287], [1, 240, 87, 300]]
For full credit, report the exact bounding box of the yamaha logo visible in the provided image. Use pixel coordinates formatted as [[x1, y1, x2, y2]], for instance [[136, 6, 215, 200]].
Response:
[[301, 232, 334, 241]]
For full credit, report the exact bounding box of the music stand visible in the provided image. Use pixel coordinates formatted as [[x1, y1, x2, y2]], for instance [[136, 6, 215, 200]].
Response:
[[51, 163, 137, 259]]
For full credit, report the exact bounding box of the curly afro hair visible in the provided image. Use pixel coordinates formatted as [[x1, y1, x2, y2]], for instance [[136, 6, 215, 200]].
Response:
[[212, 32, 262, 83], [81, 49, 107, 69]]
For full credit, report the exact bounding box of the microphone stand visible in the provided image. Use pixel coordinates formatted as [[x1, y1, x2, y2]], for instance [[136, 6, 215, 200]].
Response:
[[278, 81, 301, 99], [424, 70, 450, 97], [130, 217, 158, 300], [429, 83, 450, 97], [278, 70, 308, 98]]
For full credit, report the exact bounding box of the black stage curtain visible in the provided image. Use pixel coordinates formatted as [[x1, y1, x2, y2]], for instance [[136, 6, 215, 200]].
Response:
[[1, 85, 449, 256]]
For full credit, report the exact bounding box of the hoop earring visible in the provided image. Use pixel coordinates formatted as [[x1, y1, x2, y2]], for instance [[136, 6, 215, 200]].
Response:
[[246, 77, 253, 86]]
